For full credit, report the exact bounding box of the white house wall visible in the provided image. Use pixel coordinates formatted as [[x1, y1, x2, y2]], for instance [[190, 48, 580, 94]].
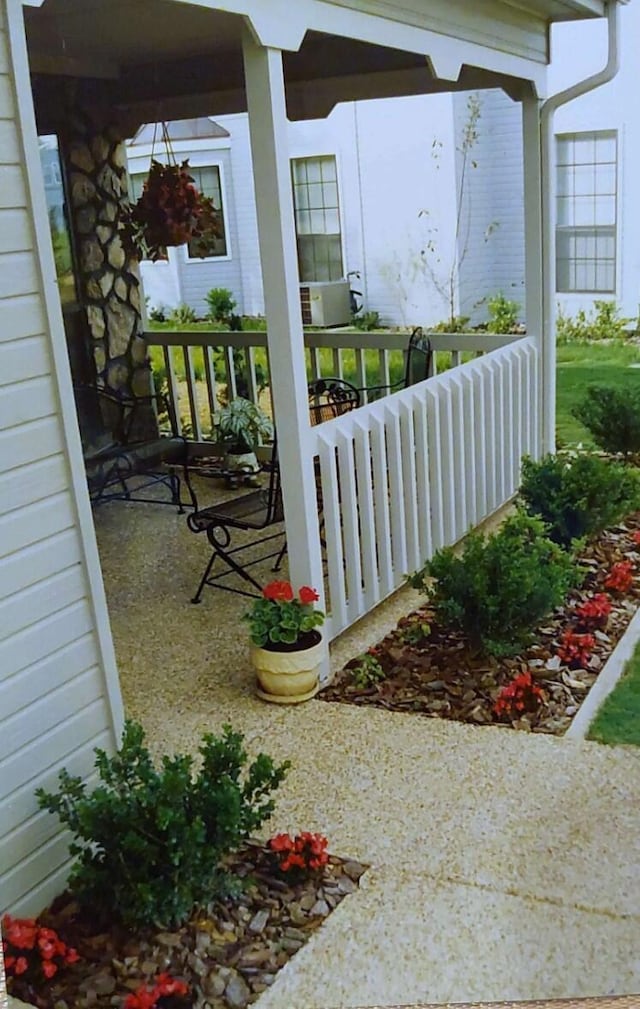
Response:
[[0, 0, 122, 915], [548, 2, 639, 321], [454, 89, 526, 326]]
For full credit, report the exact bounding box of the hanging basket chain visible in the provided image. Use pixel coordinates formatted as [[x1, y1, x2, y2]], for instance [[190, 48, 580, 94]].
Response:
[[120, 121, 224, 262]]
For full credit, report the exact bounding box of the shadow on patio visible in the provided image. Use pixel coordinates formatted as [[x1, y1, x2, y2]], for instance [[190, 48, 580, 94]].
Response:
[[93, 495, 640, 1009]]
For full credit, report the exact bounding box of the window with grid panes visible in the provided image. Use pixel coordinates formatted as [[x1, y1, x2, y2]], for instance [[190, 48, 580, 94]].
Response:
[[291, 156, 343, 282], [556, 131, 617, 293], [129, 164, 228, 260]]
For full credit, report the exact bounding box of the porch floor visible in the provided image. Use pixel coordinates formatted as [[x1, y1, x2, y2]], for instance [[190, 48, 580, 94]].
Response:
[[95, 494, 640, 1009]]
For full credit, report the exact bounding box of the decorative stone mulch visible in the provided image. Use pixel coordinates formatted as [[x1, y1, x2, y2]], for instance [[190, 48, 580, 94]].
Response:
[[9, 843, 366, 1009], [321, 516, 640, 735]]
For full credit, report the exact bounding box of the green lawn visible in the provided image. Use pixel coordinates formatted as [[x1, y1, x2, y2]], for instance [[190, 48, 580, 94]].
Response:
[[587, 639, 640, 746], [556, 341, 640, 446]]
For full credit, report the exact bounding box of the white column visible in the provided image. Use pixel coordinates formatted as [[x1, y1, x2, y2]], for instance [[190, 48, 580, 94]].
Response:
[[522, 93, 550, 456], [241, 32, 326, 606]]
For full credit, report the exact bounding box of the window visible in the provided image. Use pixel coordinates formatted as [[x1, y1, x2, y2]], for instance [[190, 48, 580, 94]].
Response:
[[38, 135, 77, 304], [129, 164, 228, 260], [556, 131, 617, 293], [292, 156, 343, 282]]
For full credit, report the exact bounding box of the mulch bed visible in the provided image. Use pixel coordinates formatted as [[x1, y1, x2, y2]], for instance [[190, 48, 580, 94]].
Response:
[[321, 515, 640, 734], [8, 843, 366, 1009]]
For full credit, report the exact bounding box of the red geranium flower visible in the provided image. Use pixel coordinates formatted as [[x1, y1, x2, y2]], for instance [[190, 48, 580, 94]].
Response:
[[299, 586, 320, 604], [604, 561, 634, 594], [575, 593, 612, 630], [493, 671, 544, 720], [14, 957, 28, 975], [263, 580, 294, 602], [42, 961, 58, 979]]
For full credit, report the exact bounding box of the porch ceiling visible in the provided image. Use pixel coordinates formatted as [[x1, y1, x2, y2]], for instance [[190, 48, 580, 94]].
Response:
[[24, 0, 608, 129]]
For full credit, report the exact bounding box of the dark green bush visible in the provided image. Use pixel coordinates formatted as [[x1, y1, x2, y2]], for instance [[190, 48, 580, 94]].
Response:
[[519, 453, 640, 548], [573, 385, 640, 458], [409, 511, 576, 657], [36, 721, 290, 928], [206, 287, 237, 322]]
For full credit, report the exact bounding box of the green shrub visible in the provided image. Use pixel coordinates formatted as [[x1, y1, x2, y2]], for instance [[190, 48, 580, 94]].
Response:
[[486, 292, 520, 334], [428, 315, 470, 333], [556, 300, 632, 344], [206, 287, 237, 322], [350, 652, 386, 688], [148, 304, 166, 323], [36, 721, 290, 928], [167, 302, 197, 325], [573, 385, 640, 458], [352, 310, 381, 331], [409, 511, 576, 657], [519, 453, 640, 548]]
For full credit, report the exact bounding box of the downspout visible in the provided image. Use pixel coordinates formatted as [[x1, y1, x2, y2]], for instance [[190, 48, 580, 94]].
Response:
[[540, 0, 621, 454]]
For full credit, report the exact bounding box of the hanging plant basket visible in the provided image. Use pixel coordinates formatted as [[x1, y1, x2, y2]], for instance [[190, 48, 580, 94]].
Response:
[[122, 157, 223, 262]]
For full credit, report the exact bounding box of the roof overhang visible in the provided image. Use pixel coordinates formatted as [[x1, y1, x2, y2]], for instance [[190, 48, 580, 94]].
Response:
[[23, 0, 613, 131]]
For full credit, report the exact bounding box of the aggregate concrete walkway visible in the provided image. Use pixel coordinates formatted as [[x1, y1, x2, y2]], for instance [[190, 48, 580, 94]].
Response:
[[96, 498, 640, 1009]]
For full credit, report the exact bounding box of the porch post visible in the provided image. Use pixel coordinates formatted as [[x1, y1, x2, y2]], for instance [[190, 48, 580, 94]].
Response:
[[522, 93, 549, 456], [241, 32, 326, 616]]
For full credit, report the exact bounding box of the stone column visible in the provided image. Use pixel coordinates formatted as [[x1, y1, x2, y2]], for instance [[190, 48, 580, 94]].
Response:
[[59, 104, 150, 399]]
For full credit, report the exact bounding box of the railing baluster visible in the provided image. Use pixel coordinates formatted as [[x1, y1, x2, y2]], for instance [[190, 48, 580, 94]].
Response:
[[244, 347, 259, 406], [310, 347, 321, 381], [379, 349, 390, 389], [203, 346, 217, 435], [224, 346, 237, 400], [332, 348, 343, 379], [355, 348, 367, 393], [451, 350, 462, 369], [163, 345, 182, 436], [182, 346, 202, 442]]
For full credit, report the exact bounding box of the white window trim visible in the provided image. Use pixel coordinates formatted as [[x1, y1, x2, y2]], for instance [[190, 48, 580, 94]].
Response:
[[555, 129, 618, 296], [183, 159, 232, 264], [290, 151, 347, 283]]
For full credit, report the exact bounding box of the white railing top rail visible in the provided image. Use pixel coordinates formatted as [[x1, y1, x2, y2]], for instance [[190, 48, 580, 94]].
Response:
[[307, 335, 535, 446], [144, 329, 522, 353]]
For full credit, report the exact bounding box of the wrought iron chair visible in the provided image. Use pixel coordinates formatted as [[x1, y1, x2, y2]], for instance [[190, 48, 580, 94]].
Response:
[[307, 377, 361, 423], [74, 383, 187, 509], [187, 438, 285, 601], [359, 326, 433, 401]]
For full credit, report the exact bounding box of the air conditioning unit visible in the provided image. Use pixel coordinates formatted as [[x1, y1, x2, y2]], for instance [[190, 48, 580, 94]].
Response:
[[300, 280, 351, 327]]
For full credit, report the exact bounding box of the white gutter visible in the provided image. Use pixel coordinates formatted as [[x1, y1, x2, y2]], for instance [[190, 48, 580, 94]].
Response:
[[540, 0, 622, 454]]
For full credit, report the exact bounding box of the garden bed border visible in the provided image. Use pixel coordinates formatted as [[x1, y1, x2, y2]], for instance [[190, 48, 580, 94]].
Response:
[[565, 605, 640, 740]]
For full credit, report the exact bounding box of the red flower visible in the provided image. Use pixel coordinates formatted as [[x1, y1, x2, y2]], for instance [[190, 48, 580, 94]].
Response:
[[557, 629, 595, 668], [604, 561, 634, 594], [632, 531, 640, 545], [14, 957, 28, 976], [4, 956, 15, 971], [42, 960, 58, 979], [494, 671, 544, 720], [156, 973, 188, 997], [263, 580, 294, 602], [575, 593, 612, 630], [299, 586, 320, 604], [65, 947, 80, 965], [268, 833, 295, 852]]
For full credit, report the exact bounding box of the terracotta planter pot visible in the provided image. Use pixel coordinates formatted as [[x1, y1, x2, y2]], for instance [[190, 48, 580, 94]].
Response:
[[251, 636, 325, 704]]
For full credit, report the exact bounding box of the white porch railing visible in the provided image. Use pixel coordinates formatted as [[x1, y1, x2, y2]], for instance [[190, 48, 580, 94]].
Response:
[[311, 336, 540, 640], [144, 328, 524, 442], [144, 328, 539, 641]]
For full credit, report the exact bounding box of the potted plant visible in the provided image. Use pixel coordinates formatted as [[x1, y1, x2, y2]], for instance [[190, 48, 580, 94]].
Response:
[[244, 580, 326, 703], [215, 397, 273, 477]]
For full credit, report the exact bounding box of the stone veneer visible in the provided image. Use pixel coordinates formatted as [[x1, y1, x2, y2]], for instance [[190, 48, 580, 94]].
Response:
[[60, 106, 150, 399]]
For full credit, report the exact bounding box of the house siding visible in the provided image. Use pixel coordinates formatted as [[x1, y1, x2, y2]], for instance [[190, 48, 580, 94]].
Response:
[[0, 0, 122, 915], [454, 89, 526, 327]]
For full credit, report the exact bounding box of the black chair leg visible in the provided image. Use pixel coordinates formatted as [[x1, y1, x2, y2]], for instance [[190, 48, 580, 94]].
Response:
[[273, 540, 288, 571], [191, 549, 217, 604]]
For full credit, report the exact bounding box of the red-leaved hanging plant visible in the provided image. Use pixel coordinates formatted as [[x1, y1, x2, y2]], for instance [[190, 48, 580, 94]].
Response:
[[122, 125, 223, 261], [122, 160, 222, 262]]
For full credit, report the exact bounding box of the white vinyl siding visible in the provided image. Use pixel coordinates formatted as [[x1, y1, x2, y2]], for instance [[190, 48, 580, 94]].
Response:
[[0, 0, 122, 916]]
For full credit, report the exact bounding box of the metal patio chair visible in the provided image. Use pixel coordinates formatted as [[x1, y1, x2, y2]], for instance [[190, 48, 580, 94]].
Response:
[[74, 383, 187, 509], [187, 438, 285, 601], [359, 326, 433, 401]]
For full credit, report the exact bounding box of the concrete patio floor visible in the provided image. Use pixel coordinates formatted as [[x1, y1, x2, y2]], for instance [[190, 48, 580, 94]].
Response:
[[95, 492, 640, 1009]]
